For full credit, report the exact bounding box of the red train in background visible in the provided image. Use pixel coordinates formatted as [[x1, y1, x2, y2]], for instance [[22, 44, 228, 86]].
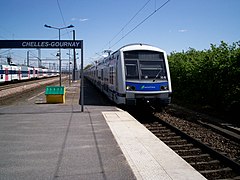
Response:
[[0, 64, 59, 83]]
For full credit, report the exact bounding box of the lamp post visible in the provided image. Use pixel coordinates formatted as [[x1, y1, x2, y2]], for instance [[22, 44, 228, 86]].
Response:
[[66, 51, 72, 86], [44, 24, 74, 86]]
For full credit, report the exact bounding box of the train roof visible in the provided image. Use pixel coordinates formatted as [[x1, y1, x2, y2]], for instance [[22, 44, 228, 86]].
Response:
[[120, 43, 152, 49], [88, 43, 166, 68], [111, 43, 166, 55]]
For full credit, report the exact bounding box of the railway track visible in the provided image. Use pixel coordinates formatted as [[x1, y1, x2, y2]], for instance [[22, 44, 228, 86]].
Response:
[[128, 108, 240, 179], [164, 104, 240, 144], [0, 77, 62, 104], [0, 77, 58, 91]]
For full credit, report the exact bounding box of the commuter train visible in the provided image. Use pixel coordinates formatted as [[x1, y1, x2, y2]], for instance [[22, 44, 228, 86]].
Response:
[[84, 43, 172, 108], [0, 64, 59, 83]]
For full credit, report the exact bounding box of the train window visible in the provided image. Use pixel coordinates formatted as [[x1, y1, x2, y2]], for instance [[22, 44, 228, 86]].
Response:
[[139, 52, 164, 61], [139, 60, 167, 80], [109, 67, 113, 84], [124, 52, 138, 59], [124, 50, 164, 60], [124, 50, 167, 80], [125, 60, 139, 79], [101, 69, 103, 80]]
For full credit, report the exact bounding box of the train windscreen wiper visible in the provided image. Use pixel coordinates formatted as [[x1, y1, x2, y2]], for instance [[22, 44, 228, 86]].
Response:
[[152, 69, 162, 82]]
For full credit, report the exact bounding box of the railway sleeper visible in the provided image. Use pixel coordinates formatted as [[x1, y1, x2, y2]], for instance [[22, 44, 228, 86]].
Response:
[[146, 123, 164, 127], [145, 127, 166, 131], [219, 152, 228, 156], [182, 153, 212, 162], [158, 135, 181, 140], [147, 123, 163, 127], [159, 129, 173, 133], [144, 126, 155, 129], [152, 130, 172, 135], [164, 139, 187, 145], [190, 160, 225, 171], [199, 167, 236, 179], [155, 132, 177, 137], [232, 176, 240, 179], [168, 143, 194, 149], [150, 128, 168, 133], [174, 148, 202, 155]]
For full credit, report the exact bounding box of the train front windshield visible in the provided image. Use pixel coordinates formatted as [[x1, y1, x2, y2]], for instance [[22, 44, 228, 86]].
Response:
[[124, 50, 167, 80]]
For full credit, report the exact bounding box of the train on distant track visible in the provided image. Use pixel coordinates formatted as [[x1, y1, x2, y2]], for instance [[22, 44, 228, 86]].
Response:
[[0, 64, 59, 83], [84, 43, 172, 108]]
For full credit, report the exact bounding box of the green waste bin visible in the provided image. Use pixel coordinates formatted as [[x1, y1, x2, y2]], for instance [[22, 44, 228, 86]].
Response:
[[45, 86, 65, 103]]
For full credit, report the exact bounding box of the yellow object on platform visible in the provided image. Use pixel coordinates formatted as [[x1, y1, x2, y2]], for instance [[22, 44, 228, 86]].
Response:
[[45, 86, 65, 103]]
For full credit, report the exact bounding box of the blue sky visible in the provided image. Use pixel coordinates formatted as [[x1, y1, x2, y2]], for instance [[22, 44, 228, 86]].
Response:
[[0, 0, 240, 68]]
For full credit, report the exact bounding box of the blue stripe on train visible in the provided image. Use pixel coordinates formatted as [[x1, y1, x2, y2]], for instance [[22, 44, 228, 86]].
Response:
[[126, 81, 168, 91]]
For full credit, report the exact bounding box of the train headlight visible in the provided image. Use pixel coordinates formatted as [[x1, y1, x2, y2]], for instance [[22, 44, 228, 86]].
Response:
[[160, 86, 168, 91], [126, 85, 135, 91]]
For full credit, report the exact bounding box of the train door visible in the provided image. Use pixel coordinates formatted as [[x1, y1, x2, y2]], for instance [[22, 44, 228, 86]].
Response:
[[18, 68, 21, 80], [0, 65, 3, 82], [28, 68, 30, 79], [33, 68, 36, 78], [5, 67, 9, 81], [115, 55, 118, 94]]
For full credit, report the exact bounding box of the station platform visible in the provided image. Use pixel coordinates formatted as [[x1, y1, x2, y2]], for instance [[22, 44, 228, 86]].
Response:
[[0, 79, 206, 179]]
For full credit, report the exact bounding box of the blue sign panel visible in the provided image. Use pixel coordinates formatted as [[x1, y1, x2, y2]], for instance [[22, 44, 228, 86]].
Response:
[[0, 40, 82, 49]]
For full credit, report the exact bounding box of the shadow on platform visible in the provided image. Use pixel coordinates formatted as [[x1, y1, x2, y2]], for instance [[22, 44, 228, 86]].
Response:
[[79, 78, 113, 106]]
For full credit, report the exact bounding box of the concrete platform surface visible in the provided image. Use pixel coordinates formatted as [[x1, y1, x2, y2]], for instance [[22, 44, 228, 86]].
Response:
[[0, 105, 136, 180], [0, 79, 206, 180], [103, 110, 206, 180]]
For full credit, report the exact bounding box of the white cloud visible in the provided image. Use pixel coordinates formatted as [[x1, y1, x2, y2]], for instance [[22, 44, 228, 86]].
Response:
[[71, 17, 89, 22], [178, 29, 188, 33], [79, 18, 89, 22]]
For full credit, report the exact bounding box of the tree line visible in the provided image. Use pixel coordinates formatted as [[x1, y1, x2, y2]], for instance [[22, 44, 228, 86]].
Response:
[[168, 41, 240, 117]]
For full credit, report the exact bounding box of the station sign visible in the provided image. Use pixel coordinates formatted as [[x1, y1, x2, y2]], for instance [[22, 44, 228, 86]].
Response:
[[0, 40, 82, 49]]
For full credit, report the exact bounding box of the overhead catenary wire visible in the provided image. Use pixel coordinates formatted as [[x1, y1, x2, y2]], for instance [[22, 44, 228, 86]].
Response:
[[56, 0, 71, 39], [94, 0, 171, 61], [108, 0, 152, 47], [110, 0, 170, 49], [57, 0, 66, 27], [95, 0, 153, 59]]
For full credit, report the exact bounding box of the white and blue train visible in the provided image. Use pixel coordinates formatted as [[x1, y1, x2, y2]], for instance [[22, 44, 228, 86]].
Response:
[[0, 64, 59, 83], [85, 43, 172, 108]]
